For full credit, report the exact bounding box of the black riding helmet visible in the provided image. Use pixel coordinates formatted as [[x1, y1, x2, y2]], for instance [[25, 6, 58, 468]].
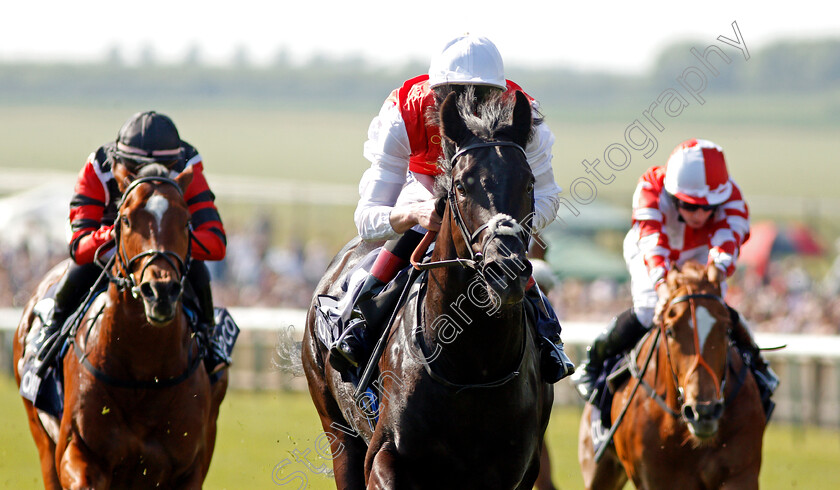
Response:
[[113, 111, 183, 171]]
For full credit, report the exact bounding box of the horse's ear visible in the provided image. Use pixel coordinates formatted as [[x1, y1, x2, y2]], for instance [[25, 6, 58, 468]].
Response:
[[440, 92, 469, 145], [707, 263, 723, 286], [435, 195, 447, 217], [666, 266, 679, 289], [511, 91, 532, 148], [112, 162, 134, 194], [175, 165, 194, 194]]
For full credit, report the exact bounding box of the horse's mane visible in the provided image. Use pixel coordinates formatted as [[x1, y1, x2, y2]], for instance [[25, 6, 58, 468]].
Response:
[[428, 86, 537, 197]]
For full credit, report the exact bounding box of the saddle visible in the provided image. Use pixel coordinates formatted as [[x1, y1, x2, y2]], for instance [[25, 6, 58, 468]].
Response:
[[313, 246, 419, 384]]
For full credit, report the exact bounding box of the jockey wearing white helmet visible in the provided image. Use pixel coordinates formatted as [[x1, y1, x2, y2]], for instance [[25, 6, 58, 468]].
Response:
[[331, 34, 574, 383], [572, 139, 778, 410], [354, 34, 560, 241]]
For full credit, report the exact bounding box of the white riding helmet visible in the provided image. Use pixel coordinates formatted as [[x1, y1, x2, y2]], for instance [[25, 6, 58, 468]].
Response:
[[428, 35, 507, 90], [664, 138, 733, 206]]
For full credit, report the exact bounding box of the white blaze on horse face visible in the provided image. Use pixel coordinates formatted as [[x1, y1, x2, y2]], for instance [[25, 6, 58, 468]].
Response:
[[145, 194, 169, 232], [694, 305, 716, 353]]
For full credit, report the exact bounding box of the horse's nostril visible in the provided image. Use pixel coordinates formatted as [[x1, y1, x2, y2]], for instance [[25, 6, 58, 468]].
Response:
[[682, 405, 697, 421], [713, 401, 724, 419], [139, 282, 155, 300], [169, 282, 183, 300]]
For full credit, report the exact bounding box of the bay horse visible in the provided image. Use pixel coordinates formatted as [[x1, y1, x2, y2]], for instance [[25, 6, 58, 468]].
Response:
[[578, 262, 766, 489], [13, 165, 228, 489], [302, 89, 552, 489]]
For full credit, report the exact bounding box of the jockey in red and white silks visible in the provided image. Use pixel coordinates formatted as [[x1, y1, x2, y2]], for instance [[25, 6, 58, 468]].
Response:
[[624, 138, 750, 326], [354, 36, 562, 241], [331, 35, 575, 384]]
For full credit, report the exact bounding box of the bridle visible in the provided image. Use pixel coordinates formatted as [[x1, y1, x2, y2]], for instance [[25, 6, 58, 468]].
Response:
[[659, 289, 730, 413], [75, 175, 203, 390], [104, 176, 192, 298], [596, 287, 740, 461], [412, 140, 533, 275]]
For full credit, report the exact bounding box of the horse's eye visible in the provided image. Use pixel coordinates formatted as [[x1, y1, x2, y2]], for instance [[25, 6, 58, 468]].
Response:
[[121, 216, 129, 227], [454, 181, 465, 193], [665, 328, 675, 337], [526, 181, 535, 193]]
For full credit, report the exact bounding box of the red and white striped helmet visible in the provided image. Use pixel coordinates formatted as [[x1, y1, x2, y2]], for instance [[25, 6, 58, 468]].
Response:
[[664, 139, 732, 206]]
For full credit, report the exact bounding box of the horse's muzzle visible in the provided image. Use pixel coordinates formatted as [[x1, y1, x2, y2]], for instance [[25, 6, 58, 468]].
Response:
[[481, 237, 532, 306], [137, 279, 183, 324], [682, 399, 724, 439]]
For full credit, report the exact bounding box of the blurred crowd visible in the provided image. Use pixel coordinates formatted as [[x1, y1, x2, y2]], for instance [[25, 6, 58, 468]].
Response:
[[2, 223, 839, 336]]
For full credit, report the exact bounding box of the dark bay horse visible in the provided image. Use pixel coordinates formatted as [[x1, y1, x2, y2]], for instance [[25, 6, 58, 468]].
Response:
[[13, 166, 228, 489], [579, 262, 766, 489], [302, 90, 552, 489]]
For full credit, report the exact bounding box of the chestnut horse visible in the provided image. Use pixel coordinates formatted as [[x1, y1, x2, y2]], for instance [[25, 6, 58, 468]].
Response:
[[13, 167, 228, 489], [579, 262, 766, 489], [302, 90, 552, 489]]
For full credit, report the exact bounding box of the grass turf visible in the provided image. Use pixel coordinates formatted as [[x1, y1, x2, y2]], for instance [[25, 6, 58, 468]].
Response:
[[2, 374, 839, 489]]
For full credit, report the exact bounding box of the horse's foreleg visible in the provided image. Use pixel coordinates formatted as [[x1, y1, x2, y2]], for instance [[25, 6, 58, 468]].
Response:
[[720, 470, 760, 490], [534, 440, 556, 490], [366, 445, 400, 490], [18, 398, 61, 489], [203, 371, 229, 476], [579, 404, 627, 490], [58, 435, 109, 489], [323, 428, 368, 490]]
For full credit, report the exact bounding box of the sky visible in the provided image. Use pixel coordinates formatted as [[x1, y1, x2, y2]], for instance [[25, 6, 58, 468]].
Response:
[[1, 1, 837, 73]]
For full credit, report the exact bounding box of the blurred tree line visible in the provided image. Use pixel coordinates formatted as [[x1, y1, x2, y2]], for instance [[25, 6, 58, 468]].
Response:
[[0, 38, 837, 114]]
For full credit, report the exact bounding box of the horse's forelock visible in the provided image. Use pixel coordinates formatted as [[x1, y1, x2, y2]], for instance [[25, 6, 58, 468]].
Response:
[[670, 262, 716, 293], [135, 163, 172, 179], [432, 87, 529, 199]]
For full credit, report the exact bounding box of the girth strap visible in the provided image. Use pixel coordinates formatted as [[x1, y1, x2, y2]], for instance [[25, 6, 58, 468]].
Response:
[[72, 338, 203, 390]]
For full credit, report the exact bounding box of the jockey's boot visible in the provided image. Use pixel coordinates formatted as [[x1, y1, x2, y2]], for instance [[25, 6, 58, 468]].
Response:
[[189, 261, 228, 375], [37, 306, 68, 362], [330, 230, 426, 371], [571, 308, 649, 402], [329, 274, 384, 370], [525, 286, 575, 383], [728, 306, 779, 415], [37, 262, 101, 363]]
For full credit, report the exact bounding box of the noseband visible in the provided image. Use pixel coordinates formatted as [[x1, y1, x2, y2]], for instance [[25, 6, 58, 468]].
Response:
[[104, 176, 192, 297], [414, 140, 532, 275]]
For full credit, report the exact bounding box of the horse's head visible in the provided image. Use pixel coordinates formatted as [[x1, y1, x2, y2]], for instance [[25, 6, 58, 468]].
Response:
[[660, 261, 731, 440], [112, 164, 193, 325], [434, 88, 535, 306]]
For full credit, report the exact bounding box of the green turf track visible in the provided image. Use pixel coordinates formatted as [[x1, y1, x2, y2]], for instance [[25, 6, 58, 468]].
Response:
[[2, 375, 839, 489]]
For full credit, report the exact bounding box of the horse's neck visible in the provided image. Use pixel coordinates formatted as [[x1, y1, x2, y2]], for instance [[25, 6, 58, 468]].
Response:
[[424, 260, 525, 381], [94, 286, 193, 377]]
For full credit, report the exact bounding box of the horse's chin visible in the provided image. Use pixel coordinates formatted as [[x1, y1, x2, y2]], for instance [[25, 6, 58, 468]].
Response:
[[686, 420, 720, 442], [143, 302, 178, 326], [485, 279, 526, 307]]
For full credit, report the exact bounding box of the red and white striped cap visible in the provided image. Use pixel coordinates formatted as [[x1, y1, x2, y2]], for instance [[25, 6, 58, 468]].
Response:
[[664, 138, 732, 206]]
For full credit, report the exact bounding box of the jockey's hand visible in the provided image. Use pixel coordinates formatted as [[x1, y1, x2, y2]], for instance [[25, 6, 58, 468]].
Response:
[[389, 199, 441, 234], [653, 281, 670, 325]]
